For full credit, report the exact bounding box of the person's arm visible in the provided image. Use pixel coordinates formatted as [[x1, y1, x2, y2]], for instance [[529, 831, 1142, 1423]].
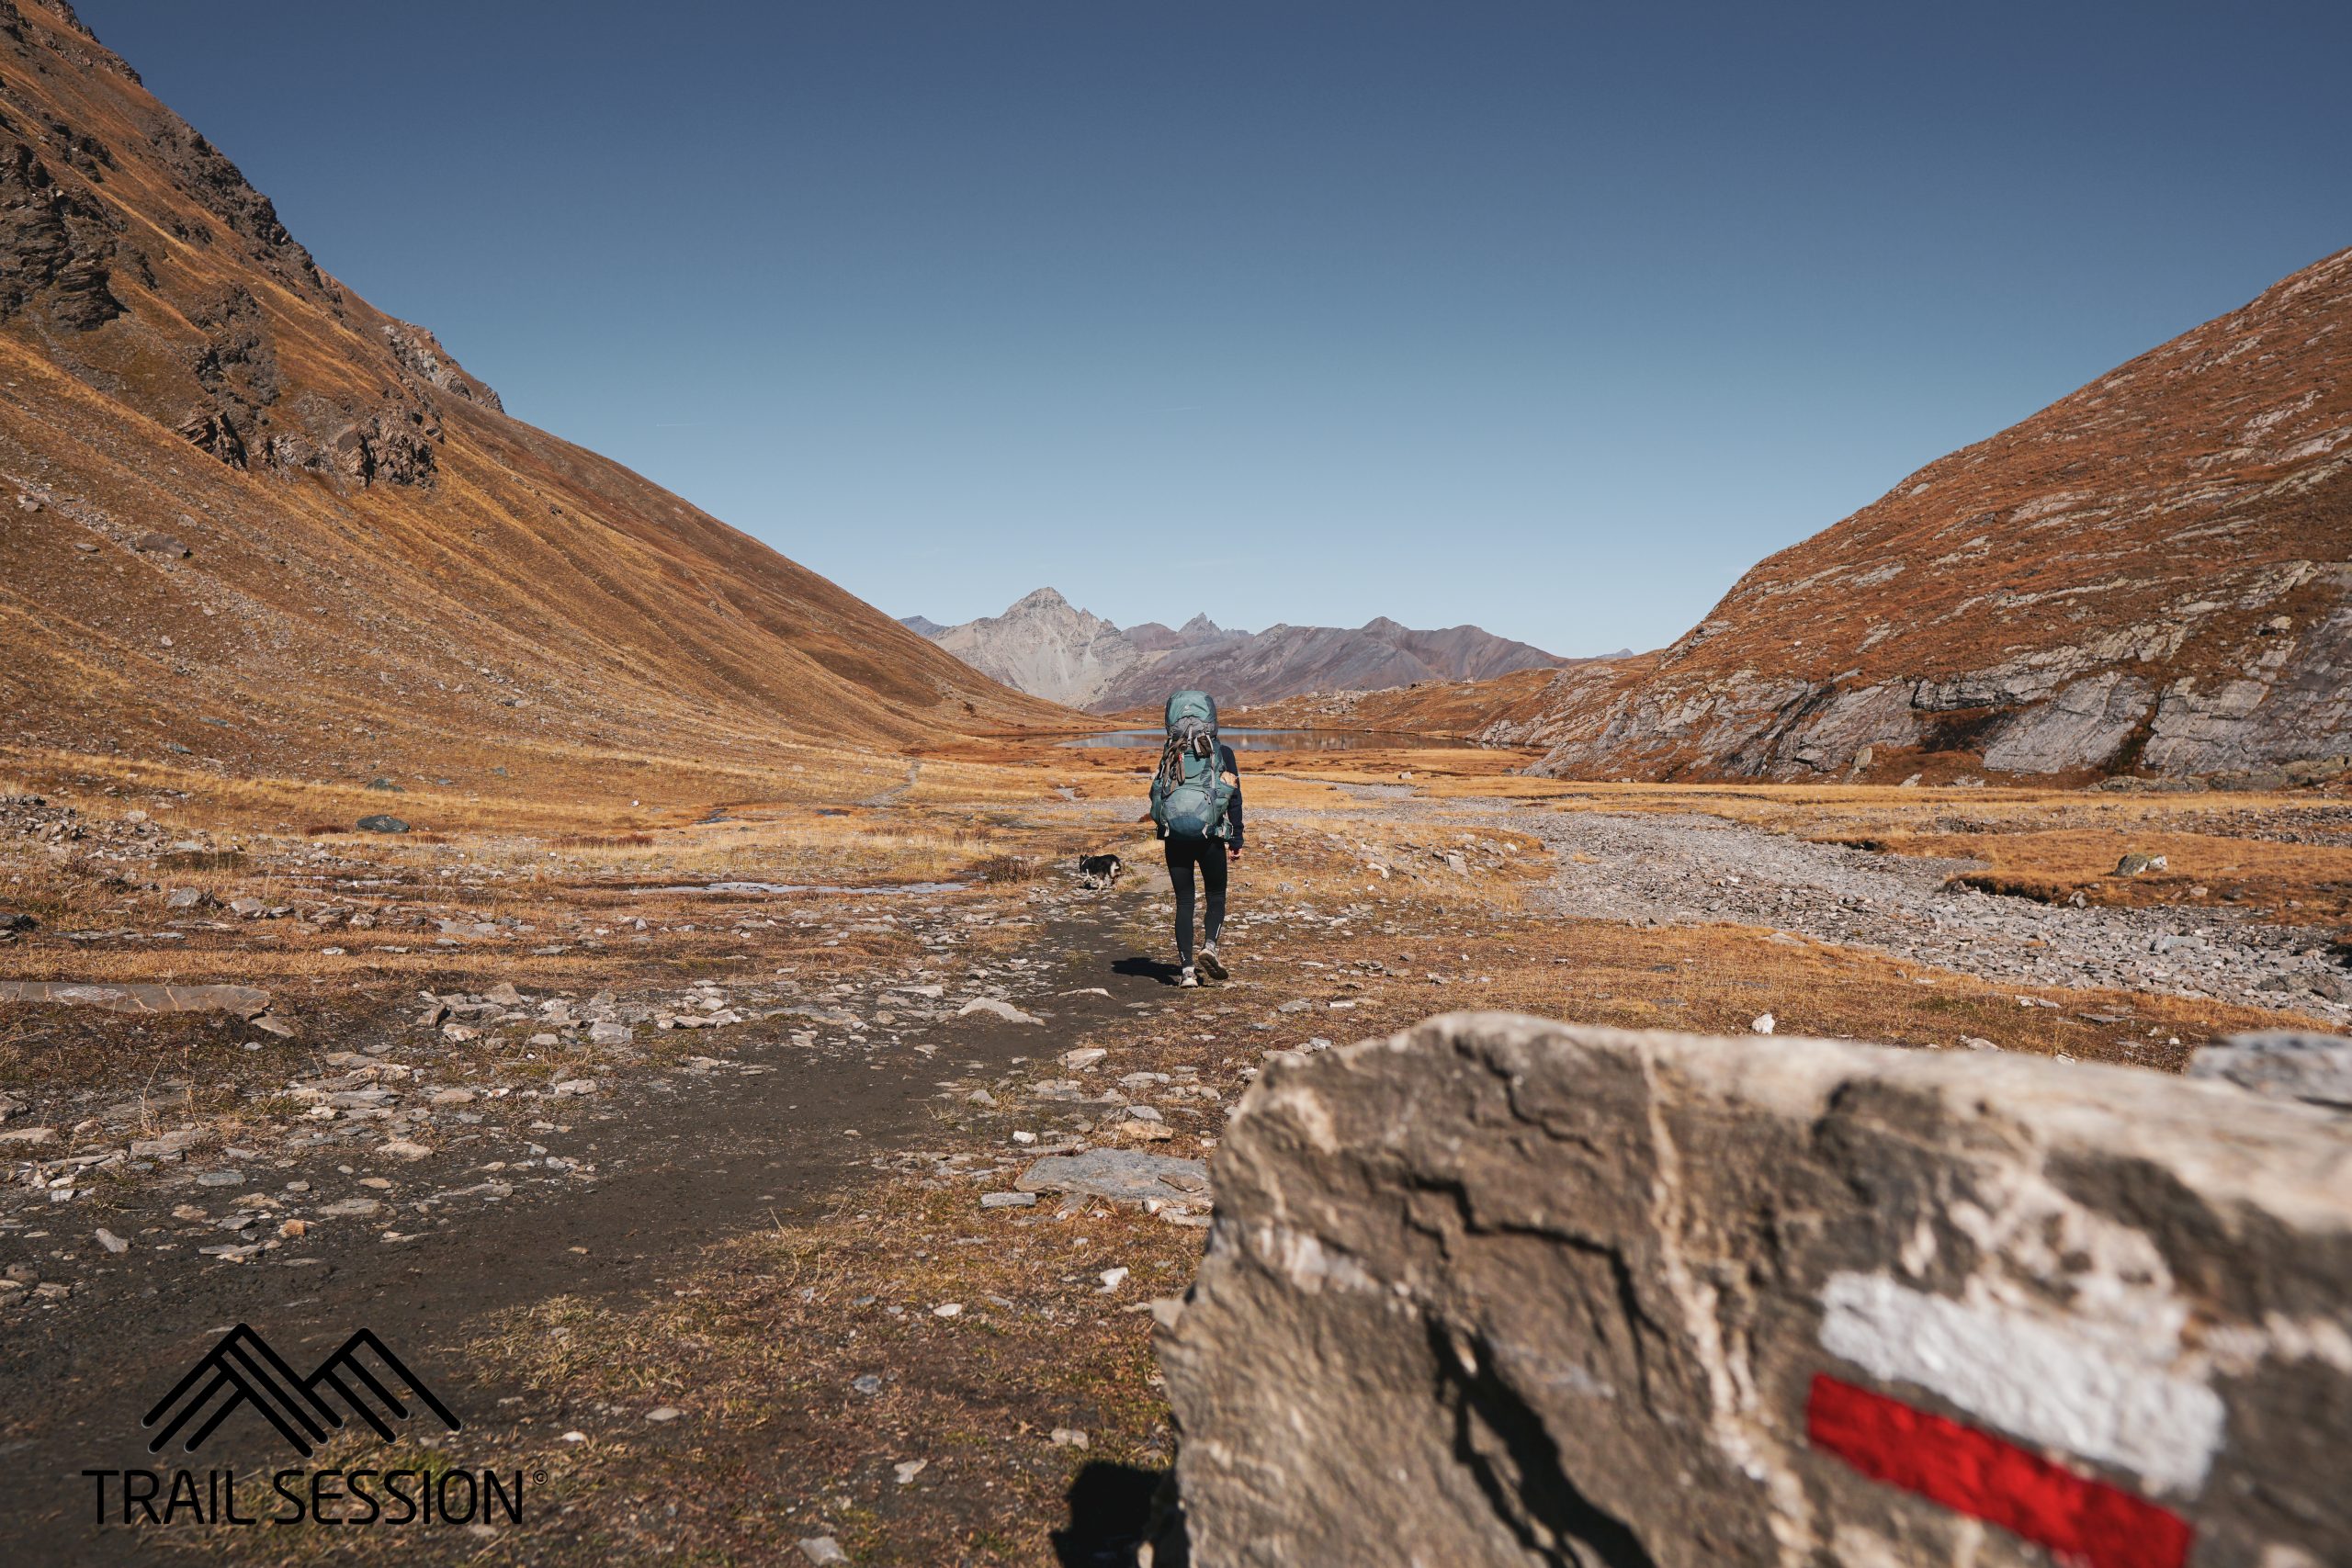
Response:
[[1222, 744, 1245, 852]]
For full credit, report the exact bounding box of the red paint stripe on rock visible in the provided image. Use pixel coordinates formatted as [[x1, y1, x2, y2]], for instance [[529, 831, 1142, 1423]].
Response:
[[1806, 1373, 2193, 1568]]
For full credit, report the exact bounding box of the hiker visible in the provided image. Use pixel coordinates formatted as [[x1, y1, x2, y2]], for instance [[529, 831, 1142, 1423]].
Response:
[[1148, 689, 1244, 987]]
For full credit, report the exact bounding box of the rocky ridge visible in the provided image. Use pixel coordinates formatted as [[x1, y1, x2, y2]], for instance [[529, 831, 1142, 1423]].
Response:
[[913, 587, 1564, 712]]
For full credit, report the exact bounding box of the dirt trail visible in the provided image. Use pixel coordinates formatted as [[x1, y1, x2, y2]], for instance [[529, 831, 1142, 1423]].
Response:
[[0, 907, 1168, 1566]]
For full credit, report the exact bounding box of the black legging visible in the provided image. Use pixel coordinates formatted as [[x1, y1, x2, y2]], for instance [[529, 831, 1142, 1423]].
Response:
[[1164, 838, 1227, 964]]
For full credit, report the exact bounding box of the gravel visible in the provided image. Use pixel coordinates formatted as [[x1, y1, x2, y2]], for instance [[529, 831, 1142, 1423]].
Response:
[[1527, 810, 2350, 1018]]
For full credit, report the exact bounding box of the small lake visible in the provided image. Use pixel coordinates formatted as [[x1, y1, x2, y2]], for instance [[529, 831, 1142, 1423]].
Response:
[[1057, 728, 1477, 751]]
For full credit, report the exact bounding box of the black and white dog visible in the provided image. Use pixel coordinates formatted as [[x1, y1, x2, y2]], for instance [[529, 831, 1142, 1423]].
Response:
[[1076, 852, 1125, 889]]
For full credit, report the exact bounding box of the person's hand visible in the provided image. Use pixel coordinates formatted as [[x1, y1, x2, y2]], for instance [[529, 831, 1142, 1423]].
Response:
[[1228, 846, 1243, 861]]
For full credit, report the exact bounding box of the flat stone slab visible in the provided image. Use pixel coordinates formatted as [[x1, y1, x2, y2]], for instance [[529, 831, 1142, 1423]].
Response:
[[1017, 1147, 1207, 1206], [0, 981, 271, 1019], [957, 997, 1042, 1025], [1158, 1011, 2352, 1568]]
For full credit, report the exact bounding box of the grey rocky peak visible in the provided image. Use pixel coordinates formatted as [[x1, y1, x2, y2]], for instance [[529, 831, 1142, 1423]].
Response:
[[922, 587, 1145, 707]]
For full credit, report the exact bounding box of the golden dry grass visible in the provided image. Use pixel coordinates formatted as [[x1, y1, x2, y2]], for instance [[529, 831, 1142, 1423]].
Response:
[[55, 739, 2334, 1568]]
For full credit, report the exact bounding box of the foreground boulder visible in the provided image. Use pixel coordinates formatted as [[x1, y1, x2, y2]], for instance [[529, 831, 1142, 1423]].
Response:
[[1156, 1013, 2352, 1568]]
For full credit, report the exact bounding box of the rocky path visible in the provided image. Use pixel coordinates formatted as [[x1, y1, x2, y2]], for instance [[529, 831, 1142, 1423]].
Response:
[[1263, 786, 2350, 1017], [0, 904, 1173, 1566], [1526, 809, 2351, 1018]]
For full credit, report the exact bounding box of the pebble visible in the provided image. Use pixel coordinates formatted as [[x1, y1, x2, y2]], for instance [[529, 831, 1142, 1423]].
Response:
[[894, 1459, 927, 1485], [981, 1191, 1037, 1208], [646, 1405, 683, 1423], [958, 998, 1042, 1025], [798, 1538, 849, 1565]]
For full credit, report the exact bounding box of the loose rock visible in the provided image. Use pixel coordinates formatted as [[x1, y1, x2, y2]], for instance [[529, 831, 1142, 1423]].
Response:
[[1017, 1148, 1208, 1207]]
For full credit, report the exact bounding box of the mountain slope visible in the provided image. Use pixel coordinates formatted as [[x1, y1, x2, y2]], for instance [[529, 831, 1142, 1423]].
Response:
[[0, 0, 1063, 790], [915, 589, 1564, 712], [1519, 247, 2352, 783], [923, 588, 1143, 709], [1091, 616, 1564, 712]]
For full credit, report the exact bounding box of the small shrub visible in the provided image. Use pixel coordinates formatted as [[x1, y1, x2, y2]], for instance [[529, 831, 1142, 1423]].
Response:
[[970, 853, 1044, 885], [159, 849, 250, 868]]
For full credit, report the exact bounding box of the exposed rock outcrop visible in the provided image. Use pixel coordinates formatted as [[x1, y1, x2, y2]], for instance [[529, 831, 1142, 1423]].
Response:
[[1515, 248, 2352, 783], [0, 130, 123, 328], [382, 319, 503, 412], [1158, 1012, 2352, 1567]]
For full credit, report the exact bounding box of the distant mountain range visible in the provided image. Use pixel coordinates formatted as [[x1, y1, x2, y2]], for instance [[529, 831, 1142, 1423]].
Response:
[[904, 589, 1568, 712]]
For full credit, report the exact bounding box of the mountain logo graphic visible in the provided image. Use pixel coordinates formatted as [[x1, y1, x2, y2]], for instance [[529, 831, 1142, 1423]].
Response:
[[142, 1324, 460, 1458]]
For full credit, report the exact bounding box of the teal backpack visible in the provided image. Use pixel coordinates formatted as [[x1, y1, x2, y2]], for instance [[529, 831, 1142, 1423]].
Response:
[[1149, 689, 1235, 841]]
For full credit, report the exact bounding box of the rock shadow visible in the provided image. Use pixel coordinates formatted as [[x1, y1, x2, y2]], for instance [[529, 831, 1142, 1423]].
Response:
[[1053, 1460, 1178, 1567]]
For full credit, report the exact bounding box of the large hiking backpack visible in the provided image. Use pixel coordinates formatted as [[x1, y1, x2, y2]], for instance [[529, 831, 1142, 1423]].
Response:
[[1149, 689, 1235, 841]]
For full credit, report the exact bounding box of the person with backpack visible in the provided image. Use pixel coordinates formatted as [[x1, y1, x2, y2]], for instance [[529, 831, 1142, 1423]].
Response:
[[1147, 689, 1245, 987]]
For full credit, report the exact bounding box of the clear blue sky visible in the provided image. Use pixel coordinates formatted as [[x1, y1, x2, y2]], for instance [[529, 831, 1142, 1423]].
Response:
[[85, 1, 2349, 655]]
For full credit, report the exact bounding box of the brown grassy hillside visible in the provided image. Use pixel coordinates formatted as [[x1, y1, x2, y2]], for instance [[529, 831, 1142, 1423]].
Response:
[[0, 0, 1065, 802], [1516, 247, 2352, 784]]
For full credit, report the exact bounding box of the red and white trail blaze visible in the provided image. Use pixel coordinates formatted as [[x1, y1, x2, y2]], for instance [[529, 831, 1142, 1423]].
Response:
[[1807, 1374, 2194, 1568]]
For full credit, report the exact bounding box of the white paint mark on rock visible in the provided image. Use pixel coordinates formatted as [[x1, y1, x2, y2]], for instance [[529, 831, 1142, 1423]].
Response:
[[1818, 1270, 2225, 1493]]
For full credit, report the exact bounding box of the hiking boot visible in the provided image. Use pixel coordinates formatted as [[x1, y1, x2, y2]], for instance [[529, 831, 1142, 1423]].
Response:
[[1178, 965, 1199, 988], [1196, 945, 1227, 981]]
